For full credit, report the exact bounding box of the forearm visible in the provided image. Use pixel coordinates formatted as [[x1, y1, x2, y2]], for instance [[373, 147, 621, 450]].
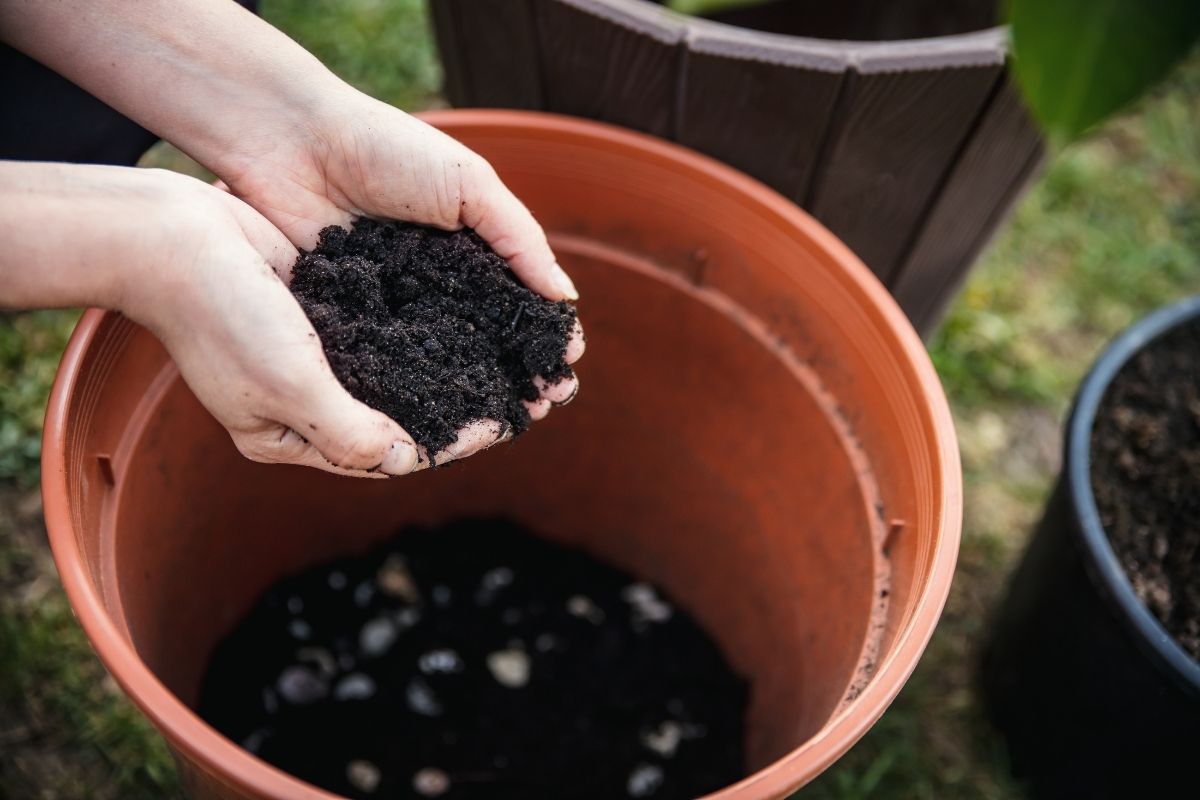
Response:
[[0, 0, 345, 177], [0, 161, 152, 311]]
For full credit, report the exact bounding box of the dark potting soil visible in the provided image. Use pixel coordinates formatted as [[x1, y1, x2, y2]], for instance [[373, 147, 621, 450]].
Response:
[[290, 220, 577, 457], [1091, 318, 1200, 661], [197, 520, 749, 799]]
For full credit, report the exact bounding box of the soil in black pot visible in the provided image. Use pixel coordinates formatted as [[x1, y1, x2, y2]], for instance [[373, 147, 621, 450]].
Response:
[[1091, 318, 1200, 660], [290, 220, 577, 458], [197, 519, 749, 800]]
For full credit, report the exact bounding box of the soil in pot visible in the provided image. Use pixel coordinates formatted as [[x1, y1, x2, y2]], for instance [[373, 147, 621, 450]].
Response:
[[197, 519, 749, 800], [1091, 318, 1200, 660], [291, 220, 578, 458]]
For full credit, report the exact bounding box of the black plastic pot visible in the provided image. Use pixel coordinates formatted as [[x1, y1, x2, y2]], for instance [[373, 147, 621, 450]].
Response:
[[982, 296, 1200, 798]]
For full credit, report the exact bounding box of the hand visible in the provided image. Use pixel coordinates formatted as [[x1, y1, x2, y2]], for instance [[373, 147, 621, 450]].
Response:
[[5, 164, 424, 478], [216, 91, 585, 461]]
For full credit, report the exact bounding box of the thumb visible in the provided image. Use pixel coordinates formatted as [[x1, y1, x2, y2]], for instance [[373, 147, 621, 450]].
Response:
[[278, 373, 421, 476]]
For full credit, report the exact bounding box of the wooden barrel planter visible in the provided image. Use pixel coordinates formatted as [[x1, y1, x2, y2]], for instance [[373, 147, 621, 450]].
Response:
[[429, 0, 1044, 334]]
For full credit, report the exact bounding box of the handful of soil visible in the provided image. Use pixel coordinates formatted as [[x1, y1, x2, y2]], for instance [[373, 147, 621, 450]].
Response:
[[198, 519, 748, 800], [1092, 318, 1200, 660], [291, 220, 577, 457]]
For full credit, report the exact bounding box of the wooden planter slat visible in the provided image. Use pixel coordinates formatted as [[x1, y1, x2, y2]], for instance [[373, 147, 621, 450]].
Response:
[[677, 25, 847, 200], [452, 0, 544, 109], [891, 77, 1045, 331], [532, 0, 686, 137], [429, 0, 1041, 335], [806, 62, 1003, 282]]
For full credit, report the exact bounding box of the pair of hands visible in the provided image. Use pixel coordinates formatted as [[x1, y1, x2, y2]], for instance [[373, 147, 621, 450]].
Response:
[[131, 96, 584, 477]]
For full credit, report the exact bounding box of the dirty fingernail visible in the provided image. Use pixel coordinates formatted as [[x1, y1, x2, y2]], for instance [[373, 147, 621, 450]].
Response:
[[381, 440, 418, 476], [551, 263, 579, 301]]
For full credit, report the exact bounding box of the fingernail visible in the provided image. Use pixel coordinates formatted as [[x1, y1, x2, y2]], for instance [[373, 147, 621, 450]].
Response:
[[380, 440, 418, 476], [551, 263, 579, 301]]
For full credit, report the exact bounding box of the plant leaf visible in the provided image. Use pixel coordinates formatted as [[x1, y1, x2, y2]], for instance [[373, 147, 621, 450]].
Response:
[[1008, 0, 1200, 145]]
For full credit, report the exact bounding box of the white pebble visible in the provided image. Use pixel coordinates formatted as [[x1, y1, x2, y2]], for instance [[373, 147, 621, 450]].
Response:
[[377, 554, 419, 602], [622, 583, 674, 626], [406, 677, 443, 716], [286, 596, 303, 615], [347, 759, 382, 794], [276, 666, 327, 705], [627, 763, 664, 798], [487, 648, 531, 688], [328, 570, 348, 590], [641, 721, 684, 758], [334, 672, 377, 701], [476, 566, 514, 605], [395, 607, 422, 629], [242, 729, 269, 754], [359, 617, 398, 657], [419, 648, 465, 675], [353, 581, 375, 609], [567, 595, 606, 624], [412, 767, 451, 797], [288, 619, 312, 640], [297, 647, 336, 678]]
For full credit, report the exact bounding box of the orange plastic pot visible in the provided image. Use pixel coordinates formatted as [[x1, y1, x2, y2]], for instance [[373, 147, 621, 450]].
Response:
[[43, 110, 960, 799]]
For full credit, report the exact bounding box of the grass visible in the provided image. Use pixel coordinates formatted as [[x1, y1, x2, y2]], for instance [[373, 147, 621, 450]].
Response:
[[1, 2, 1198, 798]]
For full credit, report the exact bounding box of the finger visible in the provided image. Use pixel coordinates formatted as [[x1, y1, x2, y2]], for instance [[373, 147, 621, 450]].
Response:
[[565, 319, 586, 365], [232, 427, 390, 479], [524, 397, 551, 421], [461, 169, 578, 302], [534, 373, 579, 406], [284, 373, 420, 476], [418, 419, 508, 468]]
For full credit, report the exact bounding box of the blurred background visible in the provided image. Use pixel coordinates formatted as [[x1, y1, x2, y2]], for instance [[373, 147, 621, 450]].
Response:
[[1, 1, 1198, 798]]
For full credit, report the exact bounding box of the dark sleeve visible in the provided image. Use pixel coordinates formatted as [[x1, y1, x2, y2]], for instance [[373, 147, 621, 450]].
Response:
[[0, 0, 261, 167]]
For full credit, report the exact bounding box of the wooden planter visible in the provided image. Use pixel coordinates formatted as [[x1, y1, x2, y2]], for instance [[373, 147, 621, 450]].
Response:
[[430, 0, 1044, 334]]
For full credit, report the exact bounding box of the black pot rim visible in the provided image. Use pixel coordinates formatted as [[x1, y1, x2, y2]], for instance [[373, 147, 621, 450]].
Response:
[[1067, 294, 1200, 695]]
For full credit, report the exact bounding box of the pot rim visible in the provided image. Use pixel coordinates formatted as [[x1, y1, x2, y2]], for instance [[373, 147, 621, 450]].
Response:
[[42, 109, 961, 800], [1065, 294, 1200, 696]]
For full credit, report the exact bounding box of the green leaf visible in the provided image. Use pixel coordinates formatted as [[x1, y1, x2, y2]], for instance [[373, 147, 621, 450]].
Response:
[[1008, 0, 1200, 145], [665, 0, 771, 16]]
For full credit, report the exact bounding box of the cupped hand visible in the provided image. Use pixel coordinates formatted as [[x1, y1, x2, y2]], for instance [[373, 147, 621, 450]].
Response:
[[122, 169, 422, 478], [215, 92, 585, 463]]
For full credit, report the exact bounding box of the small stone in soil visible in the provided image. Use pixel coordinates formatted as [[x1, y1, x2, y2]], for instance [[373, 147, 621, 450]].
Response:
[[377, 554, 419, 602], [328, 570, 348, 590], [628, 763, 665, 798], [642, 721, 686, 758], [242, 729, 270, 754], [353, 581, 375, 609], [406, 677, 443, 717], [359, 617, 398, 657], [566, 594, 605, 624], [286, 596, 303, 615], [296, 647, 337, 679], [288, 619, 312, 640], [432, 585, 453, 607], [534, 633, 558, 653], [486, 647, 531, 688], [622, 583, 674, 626], [475, 566, 514, 605], [276, 666, 327, 706], [412, 767, 451, 797], [334, 673, 377, 701], [346, 760, 382, 794], [418, 648, 465, 675]]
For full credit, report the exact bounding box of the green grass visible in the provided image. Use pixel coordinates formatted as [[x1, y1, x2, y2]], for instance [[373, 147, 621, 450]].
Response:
[[2, 2, 1199, 798]]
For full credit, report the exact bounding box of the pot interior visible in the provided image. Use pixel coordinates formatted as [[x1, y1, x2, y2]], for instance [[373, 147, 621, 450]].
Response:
[[659, 0, 1000, 41], [54, 112, 957, 795]]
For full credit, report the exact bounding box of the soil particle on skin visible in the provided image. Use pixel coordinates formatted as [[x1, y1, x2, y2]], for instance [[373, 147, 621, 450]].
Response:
[[1091, 319, 1200, 660], [290, 220, 578, 457], [198, 520, 748, 799]]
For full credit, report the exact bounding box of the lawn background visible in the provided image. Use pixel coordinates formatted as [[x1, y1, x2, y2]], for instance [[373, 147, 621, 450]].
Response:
[[2, 2, 1198, 798]]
